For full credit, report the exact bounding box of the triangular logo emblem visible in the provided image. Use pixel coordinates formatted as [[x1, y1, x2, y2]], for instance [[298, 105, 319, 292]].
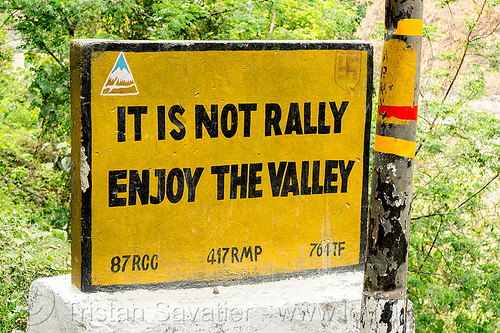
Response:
[[101, 52, 139, 96]]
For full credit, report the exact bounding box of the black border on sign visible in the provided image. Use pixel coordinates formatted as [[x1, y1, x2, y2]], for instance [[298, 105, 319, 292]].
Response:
[[78, 40, 373, 292], [80, 44, 93, 292]]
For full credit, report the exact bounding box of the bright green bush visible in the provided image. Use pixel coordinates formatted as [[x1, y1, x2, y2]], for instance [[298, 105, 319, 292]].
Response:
[[0, 39, 71, 332]]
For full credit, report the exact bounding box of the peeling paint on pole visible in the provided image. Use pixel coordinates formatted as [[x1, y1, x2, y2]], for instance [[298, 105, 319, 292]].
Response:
[[361, 0, 423, 332]]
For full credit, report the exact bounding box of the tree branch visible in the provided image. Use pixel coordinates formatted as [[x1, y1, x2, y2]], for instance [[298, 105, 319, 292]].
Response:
[[457, 172, 499, 209], [418, 215, 444, 271], [474, 21, 500, 40], [39, 39, 64, 68], [409, 269, 447, 277], [411, 245, 450, 278], [412, 172, 500, 220], [0, 9, 19, 29], [414, 113, 439, 157], [441, 0, 487, 103], [268, 11, 276, 39]]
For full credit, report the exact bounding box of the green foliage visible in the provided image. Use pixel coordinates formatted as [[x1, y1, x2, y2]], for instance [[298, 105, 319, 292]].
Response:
[[433, 0, 461, 9], [422, 0, 499, 103], [98, 0, 160, 39], [24, 51, 71, 139], [410, 100, 500, 332], [0, 29, 14, 104], [0, 122, 71, 227], [369, 22, 384, 40], [422, 24, 441, 43], [0, 0, 87, 140], [0, 211, 70, 332], [482, 40, 500, 71], [0, 28, 72, 332], [458, 64, 486, 101], [0, 121, 71, 332], [151, 0, 368, 40], [409, 1, 500, 331], [151, 0, 267, 40], [1, 0, 368, 141], [0, 28, 13, 64], [0, 76, 71, 331]]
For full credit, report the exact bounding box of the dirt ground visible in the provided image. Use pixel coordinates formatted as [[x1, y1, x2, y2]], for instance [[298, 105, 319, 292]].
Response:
[[356, 0, 500, 118]]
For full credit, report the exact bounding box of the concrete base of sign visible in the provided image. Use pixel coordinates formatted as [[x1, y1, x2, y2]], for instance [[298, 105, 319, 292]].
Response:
[[28, 271, 359, 332], [27, 271, 415, 332]]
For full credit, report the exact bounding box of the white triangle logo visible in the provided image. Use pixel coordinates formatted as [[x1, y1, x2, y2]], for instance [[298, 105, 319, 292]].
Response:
[[101, 52, 139, 96]]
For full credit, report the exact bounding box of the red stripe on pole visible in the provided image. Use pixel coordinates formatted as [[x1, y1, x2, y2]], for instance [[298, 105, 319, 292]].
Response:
[[378, 105, 418, 121]]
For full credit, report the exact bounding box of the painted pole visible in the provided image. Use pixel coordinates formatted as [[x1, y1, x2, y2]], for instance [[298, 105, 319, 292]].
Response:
[[361, 1, 423, 332]]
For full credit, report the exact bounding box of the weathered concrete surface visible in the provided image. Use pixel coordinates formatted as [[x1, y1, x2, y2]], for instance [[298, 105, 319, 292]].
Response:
[[361, 293, 415, 333], [27, 271, 379, 333]]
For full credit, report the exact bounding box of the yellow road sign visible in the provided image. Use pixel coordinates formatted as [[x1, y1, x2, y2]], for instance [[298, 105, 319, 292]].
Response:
[[71, 41, 373, 292]]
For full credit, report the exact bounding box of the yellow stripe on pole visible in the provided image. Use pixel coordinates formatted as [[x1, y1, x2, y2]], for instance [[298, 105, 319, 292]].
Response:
[[374, 135, 416, 159], [393, 19, 423, 36], [378, 39, 418, 107]]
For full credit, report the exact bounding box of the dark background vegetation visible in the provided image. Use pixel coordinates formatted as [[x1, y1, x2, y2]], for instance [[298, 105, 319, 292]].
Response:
[[0, 1, 499, 332]]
